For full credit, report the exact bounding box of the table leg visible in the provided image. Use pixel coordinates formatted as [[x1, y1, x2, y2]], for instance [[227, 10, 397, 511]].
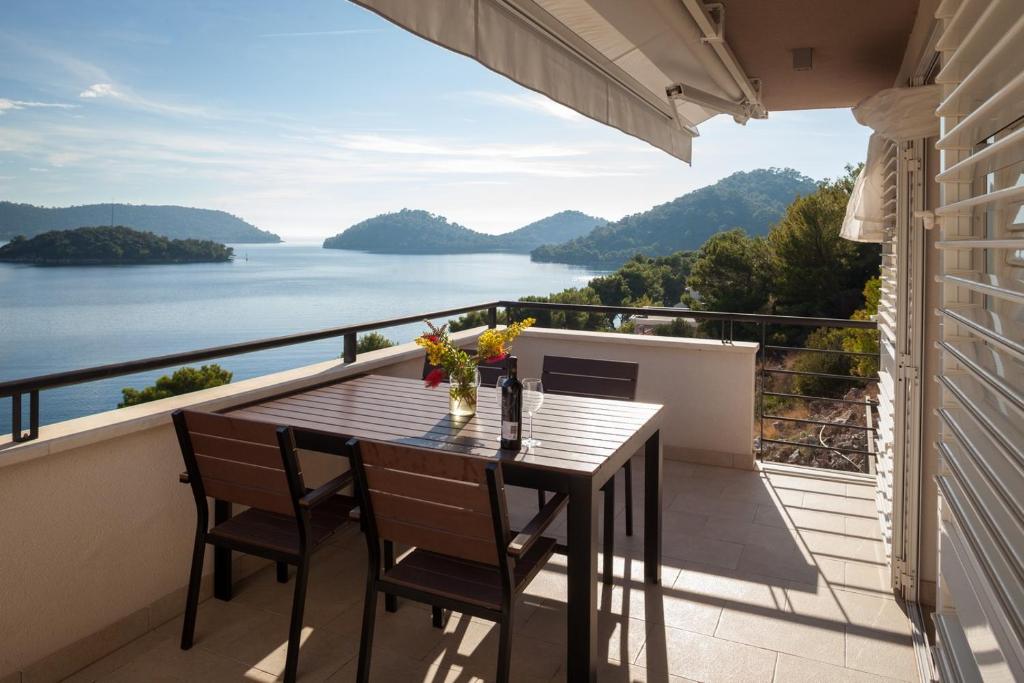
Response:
[[644, 429, 662, 584], [214, 499, 233, 601], [566, 476, 598, 683]]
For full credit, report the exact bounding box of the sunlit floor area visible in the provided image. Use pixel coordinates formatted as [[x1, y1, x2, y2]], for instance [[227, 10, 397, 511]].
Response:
[[64, 460, 916, 682]]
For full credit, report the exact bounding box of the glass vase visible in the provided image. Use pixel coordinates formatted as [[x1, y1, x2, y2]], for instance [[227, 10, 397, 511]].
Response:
[[448, 368, 481, 417]]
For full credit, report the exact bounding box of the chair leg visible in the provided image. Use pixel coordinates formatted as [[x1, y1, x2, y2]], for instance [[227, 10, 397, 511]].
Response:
[[276, 561, 289, 583], [624, 459, 634, 537], [603, 480, 615, 585], [537, 489, 546, 509], [356, 582, 378, 683], [283, 558, 310, 683], [180, 531, 206, 650], [496, 613, 513, 683], [383, 541, 397, 612]]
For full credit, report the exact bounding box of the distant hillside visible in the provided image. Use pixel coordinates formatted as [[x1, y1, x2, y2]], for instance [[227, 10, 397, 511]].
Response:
[[493, 210, 606, 251], [531, 168, 817, 267], [322, 208, 605, 254], [0, 202, 280, 243], [0, 227, 233, 265]]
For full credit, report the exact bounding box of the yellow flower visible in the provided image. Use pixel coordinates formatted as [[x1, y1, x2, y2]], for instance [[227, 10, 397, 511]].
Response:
[[476, 318, 535, 362]]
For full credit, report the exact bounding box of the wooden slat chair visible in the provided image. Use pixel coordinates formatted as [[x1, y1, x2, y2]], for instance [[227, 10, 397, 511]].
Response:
[[172, 409, 356, 683], [422, 352, 506, 387], [348, 438, 567, 683], [539, 355, 639, 584]]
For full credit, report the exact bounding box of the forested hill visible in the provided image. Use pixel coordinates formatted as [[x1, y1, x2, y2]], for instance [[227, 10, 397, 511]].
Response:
[[493, 210, 606, 251], [0, 227, 233, 265], [0, 202, 280, 243], [531, 168, 817, 267], [322, 208, 605, 254]]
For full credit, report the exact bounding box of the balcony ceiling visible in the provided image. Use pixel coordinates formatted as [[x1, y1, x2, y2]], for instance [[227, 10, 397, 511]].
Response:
[[721, 0, 922, 110]]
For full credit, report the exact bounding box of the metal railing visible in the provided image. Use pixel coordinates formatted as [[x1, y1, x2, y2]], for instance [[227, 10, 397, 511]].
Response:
[[2, 300, 878, 472]]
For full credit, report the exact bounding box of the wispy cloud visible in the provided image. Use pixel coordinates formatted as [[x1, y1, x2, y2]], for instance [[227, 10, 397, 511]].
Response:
[[335, 133, 585, 160], [0, 98, 78, 115], [78, 82, 211, 118], [256, 29, 383, 38], [468, 91, 585, 122]]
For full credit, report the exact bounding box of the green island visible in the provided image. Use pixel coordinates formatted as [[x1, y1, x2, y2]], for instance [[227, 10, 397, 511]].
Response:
[[0, 226, 234, 265], [322, 209, 606, 254]]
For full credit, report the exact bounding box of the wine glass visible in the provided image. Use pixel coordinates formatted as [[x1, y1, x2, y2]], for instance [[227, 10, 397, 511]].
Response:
[[522, 378, 544, 449]]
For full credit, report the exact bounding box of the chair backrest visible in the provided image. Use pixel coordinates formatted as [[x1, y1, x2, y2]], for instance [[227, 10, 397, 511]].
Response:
[[422, 352, 507, 388], [541, 355, 639, 401], [350, 439, 507, 566], [173, 409, 303, 517]]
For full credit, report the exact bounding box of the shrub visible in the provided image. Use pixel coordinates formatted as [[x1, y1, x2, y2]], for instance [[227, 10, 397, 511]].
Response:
[[791, 328, 853, 398], [356, 332, 395, 353], [119, 364, 232, 407]]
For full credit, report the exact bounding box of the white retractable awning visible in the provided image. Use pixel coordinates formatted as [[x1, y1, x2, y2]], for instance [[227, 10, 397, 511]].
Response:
[[841, 85, 941, 243], [352, 0, 766, 163]]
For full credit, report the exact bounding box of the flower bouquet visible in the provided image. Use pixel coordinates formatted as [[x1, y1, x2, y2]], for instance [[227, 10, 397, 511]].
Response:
[[416, 318, 535, 416]]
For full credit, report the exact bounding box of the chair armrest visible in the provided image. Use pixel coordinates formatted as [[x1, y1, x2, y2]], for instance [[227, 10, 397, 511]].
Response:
[[508, 492, 568, 557], [179, 472, 190, 484], [298, 471, 354, 509]]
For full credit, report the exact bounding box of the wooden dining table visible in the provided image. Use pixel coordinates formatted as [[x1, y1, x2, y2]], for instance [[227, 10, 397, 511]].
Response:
[[221, 373, 664, 682]]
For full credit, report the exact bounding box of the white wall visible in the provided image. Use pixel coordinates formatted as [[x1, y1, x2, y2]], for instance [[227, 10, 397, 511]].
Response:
[[511, 328, 758, 468]]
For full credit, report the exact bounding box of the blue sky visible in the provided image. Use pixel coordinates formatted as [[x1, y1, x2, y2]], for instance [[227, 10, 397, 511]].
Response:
[[0, 0, 871, 242]]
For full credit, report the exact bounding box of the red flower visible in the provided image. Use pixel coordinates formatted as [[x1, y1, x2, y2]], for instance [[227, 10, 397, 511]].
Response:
[[484, 352, 508, 364], [424, 368, 445, 388], [421, 334, 439, 344]]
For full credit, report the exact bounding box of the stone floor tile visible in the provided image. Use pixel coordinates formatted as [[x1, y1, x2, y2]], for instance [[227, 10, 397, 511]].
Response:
[[518, 599, 646, 666], [596, 569, 722, 637], [93, 637, 277, 682], [802, 492, 878, 517], [323, 597, 445, 663], [548, 661, 698, 682], [713, 582, 846, 666], [423, 613, 565, 681], [845, 515, 882, 539], [799, 529, 887, 565], [836, 592, 916, 681], [765, 473, 847, 496], [754, 504, 847, 534], [668, 491, 759, 522], [846, 483, 877, 500], [842, 561, 892, 597], [635, 625, 777, 682], [774, 652, 905, 682]]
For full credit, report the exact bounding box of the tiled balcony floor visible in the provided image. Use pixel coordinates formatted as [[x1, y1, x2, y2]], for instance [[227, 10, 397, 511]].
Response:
[[66, 460, 917, 682]]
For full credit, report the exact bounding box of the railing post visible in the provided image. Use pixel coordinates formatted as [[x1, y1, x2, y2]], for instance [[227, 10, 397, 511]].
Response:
[[487, 306, 497, 329], [29, 390, 38, 440], [8, 390, 40, 443], [343, 332, 357, 364], [11, 393, 22, 443], [758, 322, 766, 458]]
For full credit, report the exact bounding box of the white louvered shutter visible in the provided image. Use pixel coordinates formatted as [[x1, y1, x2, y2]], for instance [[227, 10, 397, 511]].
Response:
[[932, 0, 1024, 680], [876, 140, 900, 561]]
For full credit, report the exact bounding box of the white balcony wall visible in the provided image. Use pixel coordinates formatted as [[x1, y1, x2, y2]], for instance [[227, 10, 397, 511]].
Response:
[[511, 328, 757, 469]]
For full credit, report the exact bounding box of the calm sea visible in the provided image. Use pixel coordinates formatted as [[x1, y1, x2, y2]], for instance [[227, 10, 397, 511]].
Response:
[[0, 244, 602, 432]]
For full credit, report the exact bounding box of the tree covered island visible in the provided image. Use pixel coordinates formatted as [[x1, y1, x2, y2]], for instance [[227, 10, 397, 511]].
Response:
[[0, 226, 234, 265]]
